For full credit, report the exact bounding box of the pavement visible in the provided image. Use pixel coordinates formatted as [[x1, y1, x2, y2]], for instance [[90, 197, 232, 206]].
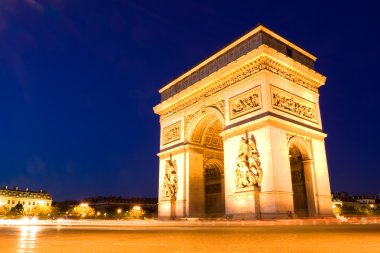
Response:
[[0, 218, 379, 253]]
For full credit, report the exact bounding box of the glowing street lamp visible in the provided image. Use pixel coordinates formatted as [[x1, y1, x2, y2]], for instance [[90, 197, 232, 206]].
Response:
[[116, 208, 122, 219]]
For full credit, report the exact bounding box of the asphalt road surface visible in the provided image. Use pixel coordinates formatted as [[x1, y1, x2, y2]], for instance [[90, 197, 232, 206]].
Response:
[[1, 220, 380, 253]]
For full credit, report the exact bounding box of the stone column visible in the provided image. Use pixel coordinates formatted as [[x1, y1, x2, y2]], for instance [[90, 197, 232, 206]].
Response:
[[170, 198, 176, 218], [186, 146, 205, 217], [302, 159, 318, 216]]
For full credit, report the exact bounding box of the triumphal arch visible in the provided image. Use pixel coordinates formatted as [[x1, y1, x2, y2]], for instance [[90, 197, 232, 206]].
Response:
[[153, 25, 332, 219]]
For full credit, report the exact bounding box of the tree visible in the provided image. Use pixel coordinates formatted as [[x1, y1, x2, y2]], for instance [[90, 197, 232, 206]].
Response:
[[0, 206, 10, 217], [69, 204, 95, 218], [332, 205, 342, 217], [10, 203, 24, 217], [29, 205, 58, 219], [125, 206, 145, 219]]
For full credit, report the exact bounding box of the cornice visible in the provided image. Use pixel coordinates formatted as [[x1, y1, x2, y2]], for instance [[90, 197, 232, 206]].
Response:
[[154, 49, 326, 119], [221, 112, 327, 141]]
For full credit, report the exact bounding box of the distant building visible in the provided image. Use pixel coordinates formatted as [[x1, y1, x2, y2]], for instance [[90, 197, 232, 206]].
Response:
[[0, 186, 52, 211], [356, 198, 376, 204], [82, 196, 157, 214], [375, 193, 380, 202], [332, 192, 377, 211], [343, 199, 377, 211]]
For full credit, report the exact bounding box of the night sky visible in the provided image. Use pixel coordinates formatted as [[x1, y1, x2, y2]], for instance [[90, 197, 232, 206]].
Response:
[[1, 0, 379, 201]]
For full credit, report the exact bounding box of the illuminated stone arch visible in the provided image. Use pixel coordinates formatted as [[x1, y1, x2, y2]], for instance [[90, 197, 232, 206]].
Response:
[[185, 106, 225, 146], [154, 25, 333, 219], [288, 136, 313, 160], [184, 107, 226, 217]]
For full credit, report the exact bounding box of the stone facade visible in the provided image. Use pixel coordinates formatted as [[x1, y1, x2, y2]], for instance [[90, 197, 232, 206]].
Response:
[[0, 186, 52, 211], [153, 25, 332, 219]]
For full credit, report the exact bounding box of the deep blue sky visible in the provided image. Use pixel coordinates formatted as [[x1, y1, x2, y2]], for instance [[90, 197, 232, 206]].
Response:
[[0, 0, 379, 201]]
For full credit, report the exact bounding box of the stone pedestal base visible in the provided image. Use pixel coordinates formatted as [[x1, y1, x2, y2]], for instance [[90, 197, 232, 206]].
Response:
[[227, 187, 261, 220], [158, 199, 176, 219]]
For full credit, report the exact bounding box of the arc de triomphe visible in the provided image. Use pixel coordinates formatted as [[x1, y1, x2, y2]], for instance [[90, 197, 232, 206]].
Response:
[[153, 25, 332, 219]]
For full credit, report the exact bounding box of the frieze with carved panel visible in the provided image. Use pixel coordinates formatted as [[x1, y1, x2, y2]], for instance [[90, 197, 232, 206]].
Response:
[[271, 86, 317, 123], [162, 122, 181, 145], [229, 86, 261, 120], [159, 56, 320, 119]]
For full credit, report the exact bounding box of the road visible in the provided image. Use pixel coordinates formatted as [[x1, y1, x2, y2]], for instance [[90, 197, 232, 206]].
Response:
[[1, 219, 380, 253]]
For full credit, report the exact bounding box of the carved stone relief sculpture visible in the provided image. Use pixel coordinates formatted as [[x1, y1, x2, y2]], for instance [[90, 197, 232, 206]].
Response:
[[210, 99, 226, 115], [271, 86, 317, 123], [184, 112, 197, 133], [235, 136, 263, 190], [229, 86, 261, 120], [162, 122, 181, 145], [162, 157, 178, 200]]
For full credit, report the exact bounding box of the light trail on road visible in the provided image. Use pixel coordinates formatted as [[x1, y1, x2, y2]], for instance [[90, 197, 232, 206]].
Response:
[[0, 219, 379, 253]]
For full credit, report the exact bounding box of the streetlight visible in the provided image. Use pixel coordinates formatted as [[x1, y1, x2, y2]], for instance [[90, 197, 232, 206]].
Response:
[[117, 208, 122, 219]]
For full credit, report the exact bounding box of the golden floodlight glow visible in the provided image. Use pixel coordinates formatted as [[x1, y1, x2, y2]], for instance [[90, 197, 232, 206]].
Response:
[[117, 208, 122, 214], [37, 200, 46, 206], [80, 203, 88, 207], [132, 206, 141, 211]]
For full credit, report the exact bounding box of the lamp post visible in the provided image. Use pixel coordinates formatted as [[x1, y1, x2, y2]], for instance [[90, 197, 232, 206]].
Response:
[[117, 208, 122, 219]]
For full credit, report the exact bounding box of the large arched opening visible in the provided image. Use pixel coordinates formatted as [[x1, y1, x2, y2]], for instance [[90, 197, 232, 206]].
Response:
[[187, 108, 225, 217], [288, 137, 316, 217]]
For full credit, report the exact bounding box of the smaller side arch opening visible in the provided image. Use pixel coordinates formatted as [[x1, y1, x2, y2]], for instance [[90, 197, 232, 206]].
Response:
[[204, 159, 225, 217], [288, 137, 313, 217]]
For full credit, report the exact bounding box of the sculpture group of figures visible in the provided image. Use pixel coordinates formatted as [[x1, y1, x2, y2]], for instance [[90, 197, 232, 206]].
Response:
[[235, 136, 263, 189], [162, 137, 263, 198], [272, 93, 315, 120], [231, 94, 260, 116], [162, 158, 178, 200]]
